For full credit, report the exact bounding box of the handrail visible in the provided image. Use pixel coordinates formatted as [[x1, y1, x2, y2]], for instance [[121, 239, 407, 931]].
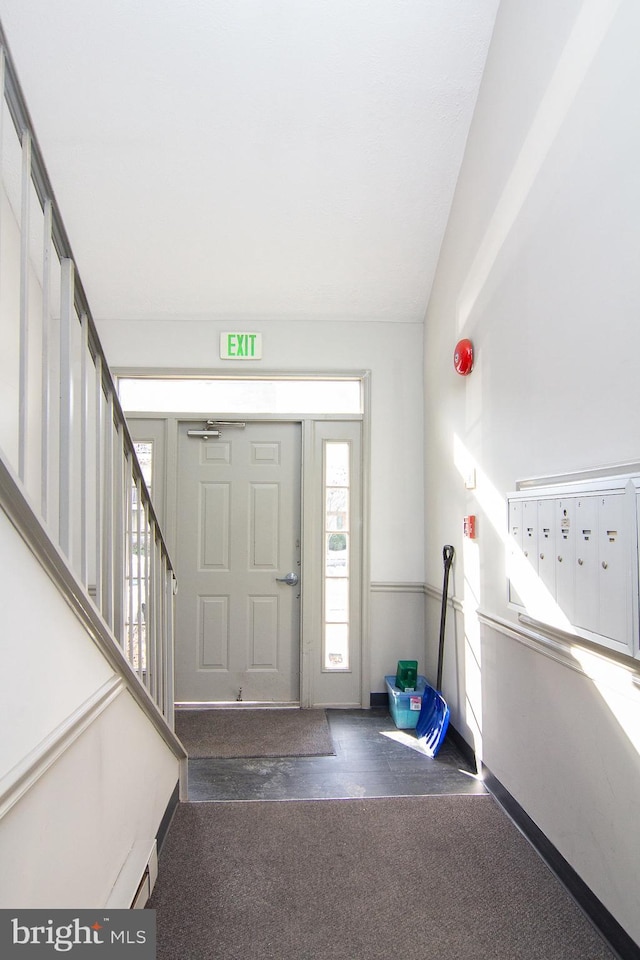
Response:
[[0, 23, 178, 731], [0, 22, 169, 556]]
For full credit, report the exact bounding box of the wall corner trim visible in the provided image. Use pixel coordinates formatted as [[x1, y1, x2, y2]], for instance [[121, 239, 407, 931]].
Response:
[[424, 582, 464, 613], [477, 610, 640, 686], [370, 581, 426, 594]]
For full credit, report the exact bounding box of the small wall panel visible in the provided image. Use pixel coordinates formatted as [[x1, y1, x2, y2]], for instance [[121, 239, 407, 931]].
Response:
[[200, 482, 230, 569], [248, 596, 278, 669], [574, 496, 598, 634], [250, 483, 278, 568], [202, 441, 231, 465], [199, 596, 229, 669], [251, 442, 280, 465]]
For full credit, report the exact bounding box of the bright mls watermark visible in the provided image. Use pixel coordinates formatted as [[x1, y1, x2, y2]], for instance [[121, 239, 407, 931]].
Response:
[[0, 910, 155, 958]]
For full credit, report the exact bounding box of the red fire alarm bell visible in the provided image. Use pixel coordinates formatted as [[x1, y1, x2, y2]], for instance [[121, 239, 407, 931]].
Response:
[[463, 515, 476, 539], [454, 338, 474, 376]]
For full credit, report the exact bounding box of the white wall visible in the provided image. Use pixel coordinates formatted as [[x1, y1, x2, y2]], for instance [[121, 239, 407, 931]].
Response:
[[99, 317, 425, 583], [370, 584, 425, 691], [0, 509, 180, 907], [99, 317, 426, 691], [424, 0, 640, 945], [0, 686, 179, 907], [0, 80, 181, 907], [0, 509, 113, 777]]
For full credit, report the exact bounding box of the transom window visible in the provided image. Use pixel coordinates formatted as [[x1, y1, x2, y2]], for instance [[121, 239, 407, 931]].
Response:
[[118, 377, 362, 415]]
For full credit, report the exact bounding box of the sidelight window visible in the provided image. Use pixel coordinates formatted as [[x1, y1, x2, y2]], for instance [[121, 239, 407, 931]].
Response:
[[323, 442, 351, 670], [125, 440, 153, 673]]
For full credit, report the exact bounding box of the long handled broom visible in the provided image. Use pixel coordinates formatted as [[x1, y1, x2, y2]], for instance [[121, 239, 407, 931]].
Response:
[[416, 544, 454, 757]]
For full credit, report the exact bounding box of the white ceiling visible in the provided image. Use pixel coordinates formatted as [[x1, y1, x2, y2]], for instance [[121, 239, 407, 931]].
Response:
[[0, 0, 498, 325]]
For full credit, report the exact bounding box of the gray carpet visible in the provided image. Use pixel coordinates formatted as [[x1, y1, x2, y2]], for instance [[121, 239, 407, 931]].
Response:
[[174, 708, 335, 758], [148, 795, 616, 960]]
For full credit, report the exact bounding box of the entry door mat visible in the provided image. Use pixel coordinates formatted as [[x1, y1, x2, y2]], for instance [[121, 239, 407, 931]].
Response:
[[149, 795, 617, 960], [174, 708, 335, 759]]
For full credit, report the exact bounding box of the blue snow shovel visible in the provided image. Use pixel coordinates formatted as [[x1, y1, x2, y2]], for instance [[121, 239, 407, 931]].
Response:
[[416, 545, 454, 757]]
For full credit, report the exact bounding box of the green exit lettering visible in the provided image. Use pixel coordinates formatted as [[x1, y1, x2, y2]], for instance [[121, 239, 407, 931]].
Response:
[[220, 332, 262, 360]]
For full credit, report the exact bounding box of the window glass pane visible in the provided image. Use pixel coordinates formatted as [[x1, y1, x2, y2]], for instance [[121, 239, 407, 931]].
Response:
[[325, 533, 349, 577], [326, 488, 349, 530], [325, 578, 349, 623], [324, 439, 351, 670], [134, 440, 153, 490], [127, 442, 152, 675], [325, 442, 350, 485], [325, 624, 349, 670], [119, 377, 362, 415]]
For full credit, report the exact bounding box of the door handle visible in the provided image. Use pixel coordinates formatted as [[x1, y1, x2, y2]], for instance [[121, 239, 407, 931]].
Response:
[[276, 572, 299, 586]]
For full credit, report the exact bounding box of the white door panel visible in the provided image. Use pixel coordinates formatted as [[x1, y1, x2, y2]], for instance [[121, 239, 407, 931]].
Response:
[[175, 421, 301, 702]]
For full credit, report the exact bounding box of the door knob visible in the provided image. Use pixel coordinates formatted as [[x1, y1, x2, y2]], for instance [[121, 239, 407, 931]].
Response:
[[276, 572, 299, 586]]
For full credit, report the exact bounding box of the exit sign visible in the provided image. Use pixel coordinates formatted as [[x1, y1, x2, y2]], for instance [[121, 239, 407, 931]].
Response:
[[220, 332, 262, 360]]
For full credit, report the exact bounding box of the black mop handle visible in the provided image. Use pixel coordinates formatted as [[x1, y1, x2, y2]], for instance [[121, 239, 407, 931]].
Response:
[[436, 545, 455, 690]]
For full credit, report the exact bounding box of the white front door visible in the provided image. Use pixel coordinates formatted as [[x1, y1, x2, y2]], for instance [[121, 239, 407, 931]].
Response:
[[175, 420, 301, 703]]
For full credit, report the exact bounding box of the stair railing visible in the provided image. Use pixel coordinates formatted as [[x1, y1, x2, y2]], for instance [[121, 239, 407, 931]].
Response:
[[0, 28, 178, 732]]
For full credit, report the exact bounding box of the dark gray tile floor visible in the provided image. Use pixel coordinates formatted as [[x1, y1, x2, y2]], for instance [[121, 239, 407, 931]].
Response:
[[188, 708, 486, 801]]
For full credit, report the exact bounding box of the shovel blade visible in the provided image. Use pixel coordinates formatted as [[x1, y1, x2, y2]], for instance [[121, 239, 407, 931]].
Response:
[[416, 685, 450, 758]]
